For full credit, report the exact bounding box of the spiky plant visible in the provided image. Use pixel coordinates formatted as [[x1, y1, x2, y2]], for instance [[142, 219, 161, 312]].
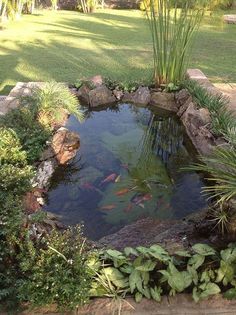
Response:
[[187, 147, 236, 205], [145, 0, 205, 87], [30, 82, 84, 126]]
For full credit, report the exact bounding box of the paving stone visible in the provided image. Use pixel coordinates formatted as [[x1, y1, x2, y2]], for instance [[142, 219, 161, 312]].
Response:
[[224, 14, 236, 24]]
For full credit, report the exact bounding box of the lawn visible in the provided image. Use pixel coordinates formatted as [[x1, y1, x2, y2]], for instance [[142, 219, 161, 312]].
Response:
[[0, 9, 236, 94]]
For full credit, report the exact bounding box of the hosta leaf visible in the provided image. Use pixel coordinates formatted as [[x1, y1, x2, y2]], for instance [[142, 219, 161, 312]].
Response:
[[221, 248, 236, 264], [224, 288, 236, 300], [200, 283, 221, 299], [192, 244, 216, 257], [136, 246, 150, 255], [188, 254, 205, 269], [175, 250, 192, 258], [149, 245, 171, 262], [135, 260, 156, 272], [216, 260, 234, 285], [102, 267, 128, 288], [150, 286, 162, 302], [135, 292, 143, 303], [106, 249, 126, 260], [129, 269, 142, 294], [124, 247, 138, 257], [187, 265, 199, 285]]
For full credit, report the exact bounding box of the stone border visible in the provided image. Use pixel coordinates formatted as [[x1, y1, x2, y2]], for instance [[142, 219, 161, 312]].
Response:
[[224, 14, 236, 24]]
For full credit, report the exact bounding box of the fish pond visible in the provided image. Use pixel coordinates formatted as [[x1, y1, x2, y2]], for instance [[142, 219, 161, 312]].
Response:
[[44, 103, 207, 240]]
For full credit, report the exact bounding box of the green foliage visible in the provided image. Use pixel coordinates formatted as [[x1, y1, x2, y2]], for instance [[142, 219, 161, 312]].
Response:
[[17, 226, 92, 310], [104, 77, 144, 93], [145, 0, 205, 87], [91, 242, 236, 303], [186, 147, 236, 205], [29, 82, 84, 126]]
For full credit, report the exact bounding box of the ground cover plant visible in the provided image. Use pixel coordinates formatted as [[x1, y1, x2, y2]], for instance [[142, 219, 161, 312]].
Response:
[[1, 9, 236, 94]]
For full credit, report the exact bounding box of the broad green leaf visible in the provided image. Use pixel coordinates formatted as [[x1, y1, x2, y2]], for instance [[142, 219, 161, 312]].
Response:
[[141, 286, 151, 299], [102, 267, 128, 288], [150, 286, 162, 302], [129, 269, 142, 294], [136, 246, 150, 255], [216, 260, 234, 285], [200, 283, 221, 299], [141, 271, 150, 286], [120, 264, 133, 274], [149, 245, 171, 262], [106, 249, 126, 260], [221, 248, 236, 264], [135, 260, 156, 272], [175, 250, 192, 257], [124, 247, 138, 257], [192, 287, 200, 303], [188, 254, 205, 269], [187, 265, 199, 285], [192, 244, 216, 257], [224, 288, 236, 300], [135, 292, 143, 303]]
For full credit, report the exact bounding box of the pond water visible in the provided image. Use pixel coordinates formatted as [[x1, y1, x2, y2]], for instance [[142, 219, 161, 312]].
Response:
[[44, 103, 207, 240]]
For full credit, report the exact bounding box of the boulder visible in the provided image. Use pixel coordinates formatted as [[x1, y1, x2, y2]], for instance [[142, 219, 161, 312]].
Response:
[[113, 89, 124, 101], [77, 84, 90, 105], [89, 85, 116, 107], [77, 75, 104, 105], [175, 89, 192, 108], [181, 103, 215, 155], [23, 191, 42, 214], [122, 86, 151, 106], [51, 127, 80, 165], [150, 92, 178, 112], [32, 159, 57, 189]]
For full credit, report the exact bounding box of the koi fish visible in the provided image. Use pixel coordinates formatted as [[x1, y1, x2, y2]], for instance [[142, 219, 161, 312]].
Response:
[[115, 188, 130, 196], [115, 175, 121, 183], [142, 194, 152, 202], [123, 203, 133, 213], [100, 204, 116, 211], [131, 193, 152, 205], [100, 173, 117, 185]]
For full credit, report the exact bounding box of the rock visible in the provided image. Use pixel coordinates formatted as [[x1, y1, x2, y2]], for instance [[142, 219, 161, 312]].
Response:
[[23, 192, 42, 214], [181, 103, 215, 155], [175, 89, 192, 108], [150, 92, 178, 112], [89, 75, 103, 87], [182, 103, 211, 128], [77, 84, 90, 105], [32, 159, 57, 189], [122, 87, 151, 106], [89, 85, 116, 107], [113, 89, 124, 101], [51, 127, 80, 165]]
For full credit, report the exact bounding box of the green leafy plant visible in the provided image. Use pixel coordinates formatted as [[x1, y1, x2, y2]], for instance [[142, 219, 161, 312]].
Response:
[[145, 0, 205, 87], [29, 82, 84, 126], [17, 226, 92, 310]]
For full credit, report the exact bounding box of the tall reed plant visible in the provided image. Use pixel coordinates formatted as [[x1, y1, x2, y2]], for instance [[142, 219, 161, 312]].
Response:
[[145, 0, 205, 87]]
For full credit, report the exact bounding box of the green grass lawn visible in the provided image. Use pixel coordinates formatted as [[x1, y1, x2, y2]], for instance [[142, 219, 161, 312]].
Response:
[[0, 9, 236, 94]]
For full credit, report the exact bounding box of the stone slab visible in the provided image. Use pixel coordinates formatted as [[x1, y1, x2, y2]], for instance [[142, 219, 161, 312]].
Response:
[[213, 83, 236, 114], [224, 15, 236, 24]]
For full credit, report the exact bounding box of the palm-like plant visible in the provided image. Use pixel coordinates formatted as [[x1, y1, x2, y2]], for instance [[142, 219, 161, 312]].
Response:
[[187, 147, 236, 205], [144, 0, 205, 87], [29, 82, 84, 126]]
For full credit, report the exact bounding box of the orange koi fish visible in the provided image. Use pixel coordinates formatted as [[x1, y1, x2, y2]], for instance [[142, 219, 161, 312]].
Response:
[[143, 194, 152, 202], [115, 188, 130, 196], [100, 204, 116, 211], [100, 173, 117, 185]]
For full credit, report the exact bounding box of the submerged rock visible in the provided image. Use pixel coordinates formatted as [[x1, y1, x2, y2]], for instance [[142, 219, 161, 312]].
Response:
[[150, 92, 178, 112], [51, 127, 80, 165]]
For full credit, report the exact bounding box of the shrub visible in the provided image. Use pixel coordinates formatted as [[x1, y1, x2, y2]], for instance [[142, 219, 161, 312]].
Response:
[[17, 226, 92, 310], [0, 127, 27, 166], [29, 82, 84, 126], [0, 107, 52, 163]]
